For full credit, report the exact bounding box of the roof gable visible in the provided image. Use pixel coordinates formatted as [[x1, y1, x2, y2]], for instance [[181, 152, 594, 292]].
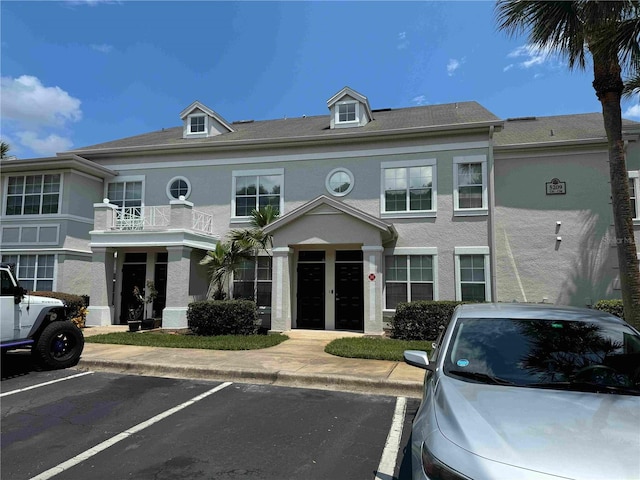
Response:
[[326, 86, 373, 129], [179, 101, 234, 138]]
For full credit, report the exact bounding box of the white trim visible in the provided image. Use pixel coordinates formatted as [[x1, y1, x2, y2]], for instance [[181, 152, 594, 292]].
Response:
[[380, 158, 437, 216], [385, 247, 438, 256], [107, 141, 491, 172], [166, 176, 192, 200], [454, 249, 492, 302], [628, 171, 639, 223], [231, 168, 284, 221], [325, 168, 354, 197], [0, 247, 92, 256], [453, 155, 488, 214], [186, 113, 207, 136]]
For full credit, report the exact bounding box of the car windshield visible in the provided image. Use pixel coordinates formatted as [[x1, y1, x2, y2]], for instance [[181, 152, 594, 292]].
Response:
[[443, 317, 640, 394]]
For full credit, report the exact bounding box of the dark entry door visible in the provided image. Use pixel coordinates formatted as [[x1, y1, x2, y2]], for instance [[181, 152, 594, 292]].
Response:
[[120, 263, 146, 324], [335, 261, 364, 331], [297, 263, 325, 329]]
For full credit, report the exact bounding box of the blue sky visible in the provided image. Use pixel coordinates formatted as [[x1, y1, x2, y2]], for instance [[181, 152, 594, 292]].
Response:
[[2, 1, 639, 159]]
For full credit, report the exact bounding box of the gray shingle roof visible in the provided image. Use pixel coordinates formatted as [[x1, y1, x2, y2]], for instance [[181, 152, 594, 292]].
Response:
[[68, 101, 501, 153], [494, 113, 640, 147]]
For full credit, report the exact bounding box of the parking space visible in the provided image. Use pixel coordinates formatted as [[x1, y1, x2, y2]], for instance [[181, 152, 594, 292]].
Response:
[[1, 370, 418, 480]]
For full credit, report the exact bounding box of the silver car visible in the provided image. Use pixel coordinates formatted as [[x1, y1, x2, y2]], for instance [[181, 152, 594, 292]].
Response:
[[404, 303, 640, 480]]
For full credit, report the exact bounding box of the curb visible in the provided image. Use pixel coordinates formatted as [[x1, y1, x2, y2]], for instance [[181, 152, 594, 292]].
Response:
[[77, 359, 423, 398]]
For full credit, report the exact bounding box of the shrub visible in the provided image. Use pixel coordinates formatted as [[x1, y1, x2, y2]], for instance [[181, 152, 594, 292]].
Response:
[[592, 299, 624, 319], [187, 299, 258, 336], [31, 291, 87, 328], [391, 300, 463, 341]]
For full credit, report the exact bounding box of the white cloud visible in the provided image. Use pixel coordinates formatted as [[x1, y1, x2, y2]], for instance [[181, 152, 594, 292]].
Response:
[[623, 104, 640, 119], [397, 31, 409, 50], [412, 95, 428, 106], [1, 75, 82, 126], [17, 132, 74, 156], [91, 43, 113, 53], [506, 44, 556, 70], [447, 59, 460, 76]]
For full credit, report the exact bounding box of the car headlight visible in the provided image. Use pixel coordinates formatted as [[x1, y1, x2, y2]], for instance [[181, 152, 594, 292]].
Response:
[[422, 442, 471, 480]]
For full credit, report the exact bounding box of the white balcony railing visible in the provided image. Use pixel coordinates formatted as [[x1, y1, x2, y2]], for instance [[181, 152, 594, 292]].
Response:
[[109, 205, 216, 237], [113, 206, 170, 231], [192, 209, 215, 235]]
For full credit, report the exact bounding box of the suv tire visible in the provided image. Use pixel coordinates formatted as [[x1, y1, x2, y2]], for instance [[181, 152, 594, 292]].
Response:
[[33, 321, 85, 369]]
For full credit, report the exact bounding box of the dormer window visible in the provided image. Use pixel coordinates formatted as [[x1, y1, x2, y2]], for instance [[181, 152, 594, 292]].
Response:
[[337, 102, 357, 123], [180, 101, 234, 139], [327, 87, 373, 130], [189, 115, 206, 134]]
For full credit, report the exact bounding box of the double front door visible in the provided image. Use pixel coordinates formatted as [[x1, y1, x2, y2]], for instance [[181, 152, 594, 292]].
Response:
[[296, 250, 364, 331]]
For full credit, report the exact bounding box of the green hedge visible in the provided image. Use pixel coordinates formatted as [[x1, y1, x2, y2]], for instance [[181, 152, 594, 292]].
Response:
[[31, 291, 87, 327], [592, 299, 624, 319], [391, 300, 463, 341], [187, 299, 258, 336]]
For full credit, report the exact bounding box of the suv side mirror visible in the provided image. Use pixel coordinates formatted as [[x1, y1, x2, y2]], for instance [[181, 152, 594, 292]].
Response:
[[13, 286, 25, 304]]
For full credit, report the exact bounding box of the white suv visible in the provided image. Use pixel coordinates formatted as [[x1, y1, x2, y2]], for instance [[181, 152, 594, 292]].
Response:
[[1, 263, 84, 369]]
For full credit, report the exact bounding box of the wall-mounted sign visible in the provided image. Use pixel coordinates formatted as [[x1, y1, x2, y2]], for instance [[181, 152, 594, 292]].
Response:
[[368, 273, 376, 281], [546, 178, 566, 195]]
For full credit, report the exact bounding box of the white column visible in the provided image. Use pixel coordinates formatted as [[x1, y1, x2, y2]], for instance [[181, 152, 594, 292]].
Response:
[[362, 245, 384, 335], [163, 246, 192, 329], [270, 247, 293, 332], [86, 247, 115, 326]]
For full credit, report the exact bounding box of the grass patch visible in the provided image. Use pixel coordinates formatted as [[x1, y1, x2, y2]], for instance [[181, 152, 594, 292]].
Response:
[[325, 337, 432, 361], [85, 332, 289, 350]]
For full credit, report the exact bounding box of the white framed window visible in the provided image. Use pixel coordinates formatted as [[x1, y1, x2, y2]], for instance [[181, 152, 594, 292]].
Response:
[[384, 248, 438, 309], [188, 114, 206, 134], [454, 247, 491, 302], [106, 177, 144, 230], [166, 176, 191, 200], [335, 101, 359, 126], [381, 159, 437, 217], [1, 254, 55, 292], [325, 168, 354, 197], [453, 155, 488, 216], [629, 171, 639, 222], [232, 168, 284, 219], [233, 256, 272, 309], [5, 174, 61, 216]]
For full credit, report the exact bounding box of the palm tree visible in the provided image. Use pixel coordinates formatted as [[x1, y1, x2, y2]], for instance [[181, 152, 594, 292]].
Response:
[[199, 241, 250, 300], [496, 0, 640, 328], [0, 141, 10, 159], [201, 206, 279, 301], [623, 71, 640, 98]]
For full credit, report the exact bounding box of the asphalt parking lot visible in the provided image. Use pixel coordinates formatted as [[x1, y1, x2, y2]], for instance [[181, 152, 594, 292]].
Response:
[[1, 358, 419, 480]]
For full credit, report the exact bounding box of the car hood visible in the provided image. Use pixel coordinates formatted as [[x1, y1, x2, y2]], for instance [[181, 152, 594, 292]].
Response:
[[23, 294, 64, 306], [434, 375, 640, 480]]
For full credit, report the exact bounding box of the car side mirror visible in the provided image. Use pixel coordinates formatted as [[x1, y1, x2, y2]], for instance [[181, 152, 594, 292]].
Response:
[[13, 286, 25, 304], [404, 350, 435, 371]]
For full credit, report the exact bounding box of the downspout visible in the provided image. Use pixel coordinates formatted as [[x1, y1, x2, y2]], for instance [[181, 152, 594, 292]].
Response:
[[488, 126, 498, 302]]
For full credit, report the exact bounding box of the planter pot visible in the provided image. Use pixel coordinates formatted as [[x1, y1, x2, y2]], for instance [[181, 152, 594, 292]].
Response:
[[141, 318, 161, 330], [127, 320, 141, 332]]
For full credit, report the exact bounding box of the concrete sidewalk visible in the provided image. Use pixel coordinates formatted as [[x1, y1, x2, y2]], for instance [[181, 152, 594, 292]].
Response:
[[78, 327, 425, 398]]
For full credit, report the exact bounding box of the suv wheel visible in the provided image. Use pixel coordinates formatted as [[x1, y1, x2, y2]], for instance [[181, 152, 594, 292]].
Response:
[[33, 321, 85, 369]]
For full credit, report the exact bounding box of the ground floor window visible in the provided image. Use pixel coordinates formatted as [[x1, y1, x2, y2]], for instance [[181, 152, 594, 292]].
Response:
[[0, 254, 55, 291], [455, 251, 490, 302], [385, 255, 434, 309], [233, 257, 272, 308]]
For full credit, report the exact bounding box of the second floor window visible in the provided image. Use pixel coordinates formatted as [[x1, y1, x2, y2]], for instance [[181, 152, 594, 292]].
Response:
[[629, 174, 638, 219], [454, 155, 488, 215], [381, 159, 437, 216], [6, 174, 61, 216], [107, 181, 143, 208], [233, 170, 283, 218]]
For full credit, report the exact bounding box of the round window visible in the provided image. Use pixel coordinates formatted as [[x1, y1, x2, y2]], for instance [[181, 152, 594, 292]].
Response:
[[325, 168, 354, 197], [166, 177, 191, 200]]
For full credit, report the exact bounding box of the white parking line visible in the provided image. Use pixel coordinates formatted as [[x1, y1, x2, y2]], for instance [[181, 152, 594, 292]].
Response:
[[374, 396, 407, 480], [29, 381, 233, 480], [0, 372, 94, 398]]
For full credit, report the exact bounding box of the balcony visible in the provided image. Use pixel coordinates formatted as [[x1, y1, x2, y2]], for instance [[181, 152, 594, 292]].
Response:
[[91, 199, 220, 249]]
